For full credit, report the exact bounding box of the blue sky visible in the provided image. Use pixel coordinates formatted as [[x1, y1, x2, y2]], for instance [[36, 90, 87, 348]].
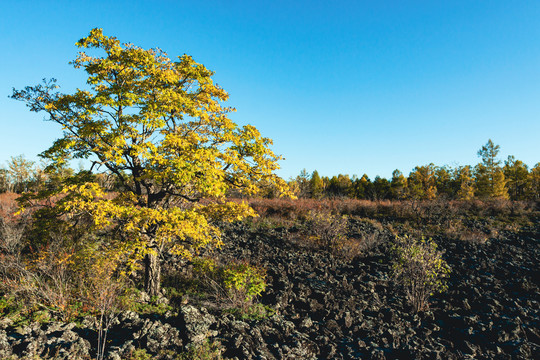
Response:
[[1, 1, 539, 179]]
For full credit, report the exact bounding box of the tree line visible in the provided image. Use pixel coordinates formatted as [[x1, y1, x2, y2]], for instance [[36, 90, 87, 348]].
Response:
[[2, 140, 539, 202], [287, 140, 539, 201], [0, 156, 116, 194], [2, 140, 538, 202]]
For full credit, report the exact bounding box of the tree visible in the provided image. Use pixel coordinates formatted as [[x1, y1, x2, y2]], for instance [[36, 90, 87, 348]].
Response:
[[477, 139, 501, 170], [327, 174, 352, 198], [408, 164, 437, 200], [12, 28, 288, 296], [390, 169, 408, 200], [455, 166, 475, 200], [392, 235, 450, 312], [6, 155, 36, 193], [0, 168, 8, 193], [503, 156, 529, 200], [491, 169, 508, 199], [527, 163, 540, 200], [309, 170, 323, 199], [294, 169, 311, 198], [355, 174, 373, 200], [372, 176, 391, 200], [434, 166, 453, 199], [348, 175, 364, 199], [475, 140, 508, 199]]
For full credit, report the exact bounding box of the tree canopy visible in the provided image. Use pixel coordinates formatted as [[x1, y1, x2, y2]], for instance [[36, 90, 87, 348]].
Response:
[[12, 28, 289, 295]]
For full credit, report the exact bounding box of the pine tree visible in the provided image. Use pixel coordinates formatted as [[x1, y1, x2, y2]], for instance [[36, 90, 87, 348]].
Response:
[[309, 170, 324, 199], [492, 169, 509, 199], [475, 140, 508, 199], [6, 155, 36, 193], [0, 168, 8, 193], [373, 176, 391, 200], [349, 175, 365, 199], [455, 166, 475, 200], [434, 166, 453, 199], [295, 169, 311, 198], [503, 156, 529, 200], [408, 164, 437, 200], [390, 169, 408, 200], [527, 163, 540, 200], [327, 174, 352, 198], [477, 139, 501, 170], [359, 174, 374, 200]]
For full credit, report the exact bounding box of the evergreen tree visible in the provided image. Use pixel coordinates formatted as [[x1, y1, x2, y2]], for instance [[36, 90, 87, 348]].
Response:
[[477, 139, 501, 170], [408, 164, 437, 200], [492, 169, 509, 199], [455, 166, 475, 200], [0, 168, 8, 193], [295, 169, 311, 198], [526, 163, 540, 200], [6, 155, 36, 193], [503, 156, 529, 200], [321, 176, 330, 197], [349, 175, 365, 199], [309, 170, 324, 199], [390, 169, 408, 200], [327, 174, 351, 198], [434, 166, 453, 199], [475, 140, 508, 199], [359, 174, 374, 200], [372, 176, 391, 200]]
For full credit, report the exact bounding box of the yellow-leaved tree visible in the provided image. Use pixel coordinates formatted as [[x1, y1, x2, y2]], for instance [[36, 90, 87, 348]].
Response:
[[12, 28, 289, 296]]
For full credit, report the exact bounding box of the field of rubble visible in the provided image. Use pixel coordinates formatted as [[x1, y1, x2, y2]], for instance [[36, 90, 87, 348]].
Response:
[[1, 200, 539, 360]]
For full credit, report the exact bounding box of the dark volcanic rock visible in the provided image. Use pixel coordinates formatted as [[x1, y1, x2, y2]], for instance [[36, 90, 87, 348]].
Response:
[[1, 221, 538, 359], [212, 222, 540, 359]]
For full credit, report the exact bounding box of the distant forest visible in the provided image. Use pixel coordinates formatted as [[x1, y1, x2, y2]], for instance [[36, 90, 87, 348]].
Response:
[[286, 140, 539, 201], [1, 140, 539, 201]]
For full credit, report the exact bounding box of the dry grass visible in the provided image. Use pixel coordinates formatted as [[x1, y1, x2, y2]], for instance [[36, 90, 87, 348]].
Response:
[[242, 197, 537, 224]]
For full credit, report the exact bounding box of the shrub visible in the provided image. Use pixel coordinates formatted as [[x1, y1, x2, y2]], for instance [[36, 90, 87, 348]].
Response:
[[191, 257, 222, 301], [125, 348, 153, 360], [177, 340, 226, 360], [444, 220, 489, 244], [191, 257, 267, 313], [78, 246, 126, 360], [392, 235, 450, 312], [221, 261, 267, 312], [1, 242, 79, 321], [302, 210, 349, 252], [0, 231, 126, 359], [0, 194, 28, 255]]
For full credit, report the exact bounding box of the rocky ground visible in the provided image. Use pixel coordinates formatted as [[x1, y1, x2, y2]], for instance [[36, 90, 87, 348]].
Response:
[[0, 220, 538, 359]]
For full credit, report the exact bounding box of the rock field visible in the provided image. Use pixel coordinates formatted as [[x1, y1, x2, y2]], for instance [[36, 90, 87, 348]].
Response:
[[0, 221, 538, 359]]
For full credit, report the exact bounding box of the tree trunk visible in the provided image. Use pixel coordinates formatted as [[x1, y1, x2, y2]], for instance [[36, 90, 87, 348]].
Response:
[[144, 252, 161, 297]]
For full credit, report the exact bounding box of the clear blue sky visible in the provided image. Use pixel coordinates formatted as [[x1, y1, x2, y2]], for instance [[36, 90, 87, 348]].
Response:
[[1, 1, 539, 180]]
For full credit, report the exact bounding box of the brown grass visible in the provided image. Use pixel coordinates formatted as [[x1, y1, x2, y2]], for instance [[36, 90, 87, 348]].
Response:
[[242, 197, 538, 222]]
